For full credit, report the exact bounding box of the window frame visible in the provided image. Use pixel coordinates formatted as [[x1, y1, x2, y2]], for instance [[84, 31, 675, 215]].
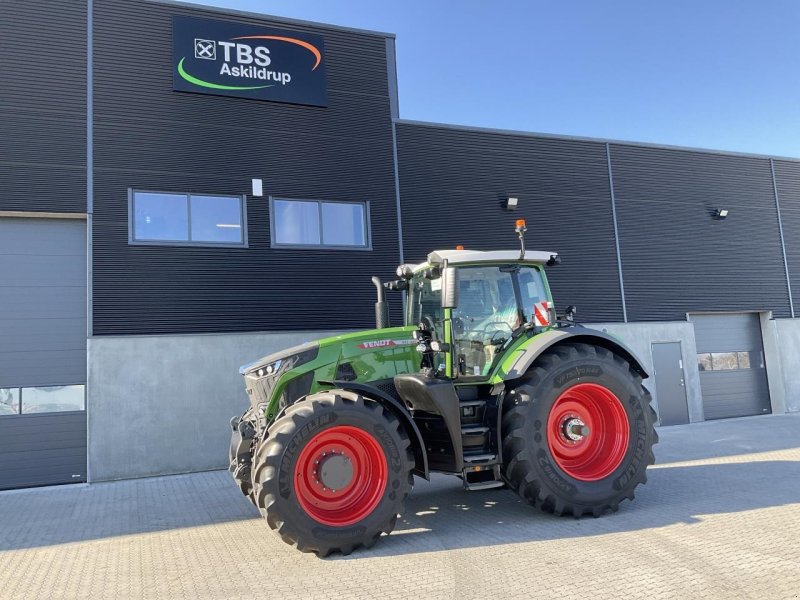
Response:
[[269, 196, 372, 251], [0, 384, 86, 418], [128, 189, 248, 248]]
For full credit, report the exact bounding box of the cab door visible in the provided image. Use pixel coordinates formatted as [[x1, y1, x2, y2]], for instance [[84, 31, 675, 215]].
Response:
[[450, 265, 547, 380]]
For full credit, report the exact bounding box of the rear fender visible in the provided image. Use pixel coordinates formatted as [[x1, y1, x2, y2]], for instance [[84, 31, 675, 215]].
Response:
[[502, 327, 649, 382]]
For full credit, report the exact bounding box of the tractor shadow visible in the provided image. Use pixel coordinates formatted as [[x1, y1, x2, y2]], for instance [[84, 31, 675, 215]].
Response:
[[335, 457, 800, 559], [334, 415, 800, 559]]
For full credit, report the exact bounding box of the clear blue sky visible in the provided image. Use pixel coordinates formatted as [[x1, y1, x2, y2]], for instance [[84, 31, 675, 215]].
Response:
[[200, 0, 800, 157]]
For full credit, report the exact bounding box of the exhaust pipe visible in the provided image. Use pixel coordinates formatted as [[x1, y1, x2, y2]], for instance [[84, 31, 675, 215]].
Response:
[[371, 276, 389, 329]]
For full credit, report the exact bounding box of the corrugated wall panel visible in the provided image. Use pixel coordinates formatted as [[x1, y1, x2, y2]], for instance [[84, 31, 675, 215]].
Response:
[[0, 0, 86, 213], [611, 144, 790, 321], [773, 160, 800, 313], [92, 1, 401, 335], [0, 218, 87, 388], [396, 123, 624, 323], [0, 413, 87, 490]]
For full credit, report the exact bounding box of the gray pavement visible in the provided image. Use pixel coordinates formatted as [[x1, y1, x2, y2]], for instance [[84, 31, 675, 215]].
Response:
[[1, 413, 799, 600]]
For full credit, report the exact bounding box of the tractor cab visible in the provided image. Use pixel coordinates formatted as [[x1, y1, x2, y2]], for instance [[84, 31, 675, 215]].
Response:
[[385, 221, 564, 484], [385, 221, 560, 382], [402, 247, 558, 381]]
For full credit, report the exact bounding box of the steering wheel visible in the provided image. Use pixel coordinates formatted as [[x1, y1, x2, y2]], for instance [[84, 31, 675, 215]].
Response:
[[481, 321, 514, 345], [420, 316, 436, 333]]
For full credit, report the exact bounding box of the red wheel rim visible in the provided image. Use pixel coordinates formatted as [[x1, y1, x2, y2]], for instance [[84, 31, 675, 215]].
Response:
[[546, 383, 630, 482], [294, 425, 388, 526]]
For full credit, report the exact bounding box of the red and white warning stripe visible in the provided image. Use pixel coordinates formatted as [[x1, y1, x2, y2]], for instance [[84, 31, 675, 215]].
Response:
[[533, 301, 550, 326]]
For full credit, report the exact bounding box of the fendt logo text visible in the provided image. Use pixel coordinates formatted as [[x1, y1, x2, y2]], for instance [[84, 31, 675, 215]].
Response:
[[172, 16, 327, 106]]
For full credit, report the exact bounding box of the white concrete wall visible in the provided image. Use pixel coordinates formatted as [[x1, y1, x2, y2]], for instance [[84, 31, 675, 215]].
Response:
[[87, 330, 345, 482], [589, 322, 704, 424], [775, 318, 800, 413]]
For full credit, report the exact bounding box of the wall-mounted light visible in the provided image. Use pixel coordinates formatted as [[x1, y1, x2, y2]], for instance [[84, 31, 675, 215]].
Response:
[[714, 208, 729, 220], [505, 197, 519, 211]]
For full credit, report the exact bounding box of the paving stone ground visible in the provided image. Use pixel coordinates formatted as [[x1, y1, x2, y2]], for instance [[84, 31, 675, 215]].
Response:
[[1, 413, 799, 600]]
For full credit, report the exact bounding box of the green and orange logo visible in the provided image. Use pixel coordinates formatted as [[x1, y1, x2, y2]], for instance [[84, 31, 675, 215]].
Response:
[[177, 34, 323, 91], [172, 15, 327, 106]]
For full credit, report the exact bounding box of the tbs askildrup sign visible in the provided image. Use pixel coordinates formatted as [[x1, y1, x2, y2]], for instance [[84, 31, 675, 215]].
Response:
[[172, 16, 327, 107]]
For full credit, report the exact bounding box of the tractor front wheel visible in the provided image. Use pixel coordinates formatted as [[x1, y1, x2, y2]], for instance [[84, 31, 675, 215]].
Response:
[[502, 343, 657, 517], [252, 390, 414, 556]]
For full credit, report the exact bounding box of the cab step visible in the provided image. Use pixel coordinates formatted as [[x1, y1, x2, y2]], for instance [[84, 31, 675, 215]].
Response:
[[462, 462, 504, 491], [464, 480, 505, 491], [463, 453, 497, 463], [459, 400, 486, 425]]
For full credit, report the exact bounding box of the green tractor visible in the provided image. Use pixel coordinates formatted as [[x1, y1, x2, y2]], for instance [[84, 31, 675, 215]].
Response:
[[229, 220, 657, 556]]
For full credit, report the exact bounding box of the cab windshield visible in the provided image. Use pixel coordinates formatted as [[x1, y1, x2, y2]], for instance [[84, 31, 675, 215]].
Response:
[[407, 264, 548, 377]]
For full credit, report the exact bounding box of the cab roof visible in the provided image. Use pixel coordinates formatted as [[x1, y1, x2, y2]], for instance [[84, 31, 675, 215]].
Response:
[[426, 249, 558, 266]]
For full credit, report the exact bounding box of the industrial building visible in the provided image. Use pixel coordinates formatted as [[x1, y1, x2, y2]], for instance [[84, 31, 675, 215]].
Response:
[[2, 0, 799, 490]]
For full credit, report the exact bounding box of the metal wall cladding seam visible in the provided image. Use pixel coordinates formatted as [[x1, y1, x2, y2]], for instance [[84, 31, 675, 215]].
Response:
[[773, 160, 800, 311], [611, 144, 790, 321], [0, 0, 86, 212], [395, 123, 624, 323], [91, 1, 401, 335]]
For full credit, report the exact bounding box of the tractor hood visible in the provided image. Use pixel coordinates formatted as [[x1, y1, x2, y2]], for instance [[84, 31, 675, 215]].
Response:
[[239, 326, 420, 425], [239, 326, 419, 380]]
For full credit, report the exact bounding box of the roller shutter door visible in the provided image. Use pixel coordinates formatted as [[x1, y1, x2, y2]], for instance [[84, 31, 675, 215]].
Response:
[[0, 218, 87, 490], [691, 313, 771, 420]]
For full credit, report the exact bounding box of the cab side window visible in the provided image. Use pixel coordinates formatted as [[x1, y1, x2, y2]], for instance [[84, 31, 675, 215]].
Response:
[[453, 266, 518, 377]]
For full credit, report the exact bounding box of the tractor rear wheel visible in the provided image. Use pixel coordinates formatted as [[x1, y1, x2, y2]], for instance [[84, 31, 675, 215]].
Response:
[[502, 343, 657, 517], [252, 390, 414, 556]]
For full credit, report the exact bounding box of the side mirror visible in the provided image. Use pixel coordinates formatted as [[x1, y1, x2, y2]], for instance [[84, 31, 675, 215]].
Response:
[[396, 264, 414, 279], [546, 254, 561, 267], [384, 279, 408, 291], [441, 266, 459, 309]]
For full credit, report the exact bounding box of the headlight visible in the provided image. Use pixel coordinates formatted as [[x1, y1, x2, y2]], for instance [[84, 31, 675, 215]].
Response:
[[256, 360, 282, 378], [241, 344, 319, 379]]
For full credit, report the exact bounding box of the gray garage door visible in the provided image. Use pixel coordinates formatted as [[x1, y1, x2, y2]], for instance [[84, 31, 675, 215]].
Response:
[[0, 218, 87, 490], [690, 313, 771, 420]]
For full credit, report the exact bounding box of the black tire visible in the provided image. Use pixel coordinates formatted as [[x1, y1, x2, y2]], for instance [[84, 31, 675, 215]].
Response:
[[252, 390, 414, 556], [502, 342, 658, 517]]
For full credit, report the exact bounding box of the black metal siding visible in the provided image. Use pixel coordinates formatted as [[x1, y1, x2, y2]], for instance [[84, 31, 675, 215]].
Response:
[[0, 0, 86, 213], [395, 123, 624, 323], [611, 144, 791, 321], [92, 1, 401, 335], [773, 160, 800, 313]]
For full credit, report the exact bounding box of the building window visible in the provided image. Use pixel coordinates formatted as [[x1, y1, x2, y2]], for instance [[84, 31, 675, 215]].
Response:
[[130, 190, 247, 247], [270, 198, 370, 249], [0, 385, 85, 416], [697, 351, 759, 371], [0, 388, 20, 416]]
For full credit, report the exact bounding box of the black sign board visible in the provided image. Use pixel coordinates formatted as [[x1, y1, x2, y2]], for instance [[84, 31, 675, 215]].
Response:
[[172, 16, 327, 107]]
